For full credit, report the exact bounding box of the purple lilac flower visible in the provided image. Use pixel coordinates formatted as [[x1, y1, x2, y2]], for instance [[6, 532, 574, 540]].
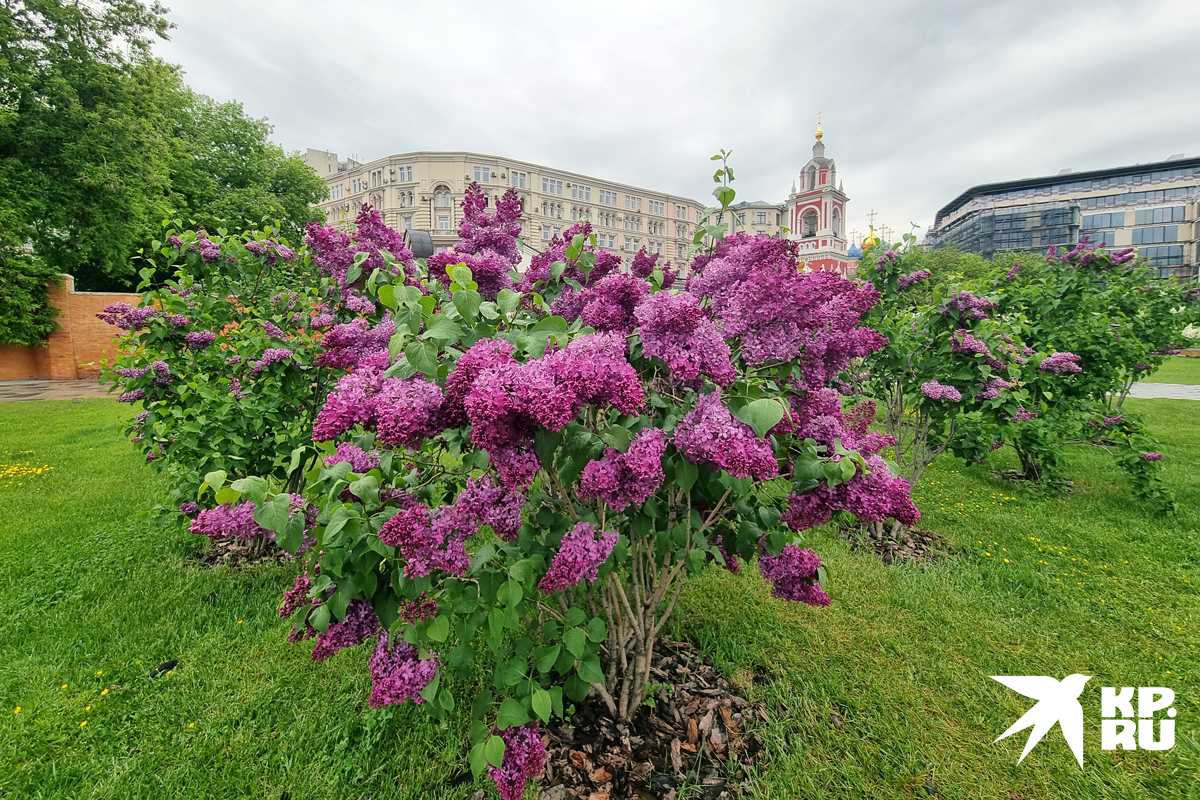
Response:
[[252, 348, 294, 375], [185, 330, 216, 350], [686, 235, 885, 374], [920, 380, 962, 402], [454, 475, 525, 541], [97, 303, 159, 331], [1139, 452, 1163, 461], [488, 723, 547, 800], [897, 270, 931, 290], [539, 522, 619, 595], [941, 290, 997, 321], [117, 389, 146, 403], [1005, 262, 1020, 282], [950, 329, 989, 356], [424, 184, 522, 299], [310, 600, 381, 662], [323, 443, 381, 472], [279, 570, 317, 619], [317, 316, 395, 370], [312, 367, 385, 441], [1010, 406, 1038, 422], [576, 272, 649, 332], [758, 545, 830, 606], [441, 338, 517, 428], [975, 377, 1012, 402], [368, 632, 439, 708], [1111, 247, 1137, 266], [229, 378, 247, 400], [115, 367, 148, 379], [310, 313, 334, 329], [578, 429, 668, 512], [635, 291, 736, 386], [189, 502, 267, 541], [306, 205, 414, 292], [179, 502, 199, 517], [399, 594, 439, 623], [673, 392, 778, 480], [630, 248, 661, 279], [1040, 352, 1083, 374], [782, 454, 919, 532], [373, 378, 445, 449], [519, 221, 621, 292], [1133, 362, 1152, 371]]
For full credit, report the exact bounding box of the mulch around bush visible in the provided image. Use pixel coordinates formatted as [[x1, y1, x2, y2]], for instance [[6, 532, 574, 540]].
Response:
[[840, 524, 950, 565], [536, 639, 767, 800], [188, 537, 293, 569]]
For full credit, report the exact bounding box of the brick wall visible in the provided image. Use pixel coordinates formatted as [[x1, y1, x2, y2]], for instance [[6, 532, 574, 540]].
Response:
[[0, 275, 141, 381]]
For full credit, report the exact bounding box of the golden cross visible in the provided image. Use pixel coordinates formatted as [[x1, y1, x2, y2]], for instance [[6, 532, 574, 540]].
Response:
[[866, 209, 878, 227], [817, 110, 822, 127]]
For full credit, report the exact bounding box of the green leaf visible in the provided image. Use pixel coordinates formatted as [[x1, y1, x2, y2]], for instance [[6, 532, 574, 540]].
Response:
[[214, 486, 241, 506], [200, 469, 227, 497], [497, 289, 521, 315], [230, 476, 268, 506], [563, 627, 587, 659], [676, 458, 699, 492], [453, 288, 483, 320], [377, 283, 397, 311], [451, 264, 474, 287], [405, 340, 438, 375], [566, 606, 586, 627], [469, 743, 488, 779], [348, 474, 380, 508], [485, 733, 506, 766], [427, 615, 450, 642], [576, 653, 604, 684], [534, 428, 562, 469], [535, 644, 561, 673], [565, 673, 590, 702], [598, 425, 632, 453], [423, 314, 462, 342], [532, 688, 552, 722], [587, 616, 606, 643], [497, 697, 530, 730], [532, 315, 568, 333], [739, 398, 786, 439], [793, 452, 823, 483]]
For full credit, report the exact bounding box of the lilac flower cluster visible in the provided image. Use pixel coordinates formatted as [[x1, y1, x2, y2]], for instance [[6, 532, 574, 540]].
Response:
[[323, 443, 380, 472], [310, 599, 381, 662], [578, 429, 668, 512], [305, 205, 413, 292], [941, 291, 997, 321], [673, 392, 778, 480], [538, 522, 619, 595], [519, 221, 620, 292], [949, 329, 989, 356], [576, 272, 649, 333], [488, 724, 547, 800], [279, 570, 317, 619], [782, 454, 920, 533], [1005, 262, 1020, 282], [426, 184, 523, 299], [374, 378, 445, 449], [97, 302, 158, 331], [117, 389, 146, 403], [399, 594, 439, 623], [1139, 452, 1163, 462], [635, 291, 735, 385], [1010, 406, 1038, 422], [454, 475, 525, 541], [1040, 352, 1083, 374], [228, 378, 247, 400], [262, 321, 286, 339], [975, 377, 1012, 402], [757, 545, 830, 606], [897, 270, 931, 290], [442, 338, 517, 428], [920, 380, 963, 402], [189, 502, 267, 540], [251, 348, 294, 375], [165, 313, 191, 327], [686, 234, 885, 379], [179, 501, 198, 517], [464, 334, 643, 488], [368, 632, 439, 708], [184, 330, 216, 350], [316, 316, 394, 370], [244, 239, 296, 265]]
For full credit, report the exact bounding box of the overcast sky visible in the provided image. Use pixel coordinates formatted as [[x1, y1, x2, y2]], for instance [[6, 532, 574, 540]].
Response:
[[154, 0, 1200, 242]]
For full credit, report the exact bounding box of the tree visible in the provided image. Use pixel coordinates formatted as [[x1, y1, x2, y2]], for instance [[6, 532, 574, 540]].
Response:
[[0, 0, 179, 290], [166, 92, 327, 248]]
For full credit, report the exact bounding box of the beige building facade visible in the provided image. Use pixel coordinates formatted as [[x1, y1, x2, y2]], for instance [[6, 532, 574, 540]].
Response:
[[302, 149, 706, 265]]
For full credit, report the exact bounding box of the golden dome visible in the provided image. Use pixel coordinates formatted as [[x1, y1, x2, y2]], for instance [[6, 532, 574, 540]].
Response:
[[862, 225, 880, 250], [815, 123, 823, 141]]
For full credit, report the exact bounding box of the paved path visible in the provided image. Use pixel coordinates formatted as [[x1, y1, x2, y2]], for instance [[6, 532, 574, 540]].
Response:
[[0, 380, 113, 402], [1127, 383, 1200, 401]]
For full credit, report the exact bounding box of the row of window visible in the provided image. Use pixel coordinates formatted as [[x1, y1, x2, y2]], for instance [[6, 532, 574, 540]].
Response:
[[625, 195, 642, 211], [598, 190, 618, 206], [511, 171, 527, 188], [1136, 206, 1187, 225], [1132, 226, 1179, 245], [473, 166, 492, 183], [398, 166, 413, 182], [649, 200, 664, 215], [1079, 186, 1195, 209], [1140, 245, 1185, 266], [1088, 230, 1117, 247], [543, 178, 564, 195], [1082, 212, 1122, 229], [984, 166, 1200, 204], [328, 184, 344, 200]]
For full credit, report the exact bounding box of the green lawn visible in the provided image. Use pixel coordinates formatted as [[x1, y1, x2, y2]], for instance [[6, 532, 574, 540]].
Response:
[[1143, 356, 1200, 385], [1, 400, 1197, 799]]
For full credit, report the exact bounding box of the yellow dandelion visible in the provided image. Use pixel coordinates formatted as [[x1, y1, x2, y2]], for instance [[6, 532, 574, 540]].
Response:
[[1004, 558, 1011, 563], [189, 722, 195, 728], [985, 552, 992, 556], [96, 671, 102, 676], [85, 705, 90, 712], [13, 707, 19, 714], [237, 620, 243, 624], [61, 684, 67, 689], [100, 689, 108, 696], [80, 721, 87, 727]]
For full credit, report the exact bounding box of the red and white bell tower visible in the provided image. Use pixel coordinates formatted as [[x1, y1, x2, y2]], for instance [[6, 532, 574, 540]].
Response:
[[787, 114, 854, 275]]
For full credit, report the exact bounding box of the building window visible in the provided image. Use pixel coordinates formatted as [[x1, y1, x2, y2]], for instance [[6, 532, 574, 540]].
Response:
[[648, 200, 664, 214], [1083, 212, 1123, 229], [542, 226, 551, 240], [438, 216, 450, 230], [351, 178, 362, 193], [1135, 206, 1186, 225], [624, 195, 642, 211], [1139, 244, 1185, 265], [434, 186, 452, 207], [676, 205, 689, 219], [396, 166, 412, 182], [473, 166, 491, 183], [1089, 229, 1116, 247], [757, 211, 767, 224], [542, 178, 563, 195], [405, 217, 413, 231], [511, 171, 527, 188], [1132, 226, 1178, 245], [329, 184, 344, 200], [695, 209, 702, 222], [623, 237, 640, 251], [571, 184, 592, 200], [801, 209, 818, 237]]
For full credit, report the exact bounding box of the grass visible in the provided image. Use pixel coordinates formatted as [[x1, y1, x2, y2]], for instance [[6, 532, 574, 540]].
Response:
[[1, 400, 1197, 799], [1143, 355, 1200, 385]]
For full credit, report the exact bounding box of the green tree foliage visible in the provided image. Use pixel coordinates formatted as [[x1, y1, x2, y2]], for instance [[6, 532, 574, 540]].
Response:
[[166, 92, 327, 251], [0, 1, 328, 296], [0, 249, 59, 345]]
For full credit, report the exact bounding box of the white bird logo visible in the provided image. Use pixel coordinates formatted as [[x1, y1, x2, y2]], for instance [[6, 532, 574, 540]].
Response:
[[991, 674, 1092, 767]]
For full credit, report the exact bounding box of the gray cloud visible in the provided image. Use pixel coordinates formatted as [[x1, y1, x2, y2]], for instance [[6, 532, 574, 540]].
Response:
[[155, 0, 1200, 241]]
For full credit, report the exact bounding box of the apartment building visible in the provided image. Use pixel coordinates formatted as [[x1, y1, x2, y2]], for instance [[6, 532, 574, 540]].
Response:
[[302, 149, 705, 266]]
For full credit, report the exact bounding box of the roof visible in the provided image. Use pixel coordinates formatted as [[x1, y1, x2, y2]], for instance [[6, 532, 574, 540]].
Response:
[[933, 154, 1200, 227]]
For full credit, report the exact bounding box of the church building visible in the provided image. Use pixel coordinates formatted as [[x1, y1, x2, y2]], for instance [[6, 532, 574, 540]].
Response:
[[785, 119, 858, 274]]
